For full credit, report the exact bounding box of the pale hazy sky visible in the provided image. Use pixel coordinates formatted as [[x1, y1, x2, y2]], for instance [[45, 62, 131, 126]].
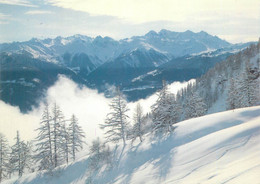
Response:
[[0, 0, 259, 43]]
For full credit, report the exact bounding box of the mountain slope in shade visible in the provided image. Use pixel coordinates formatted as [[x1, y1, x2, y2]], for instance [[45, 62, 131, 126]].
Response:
[[86, 48, 169, 89], [3, 106, 260, 184], [122, 42, 255, 101], [0, 52, 86, 112]]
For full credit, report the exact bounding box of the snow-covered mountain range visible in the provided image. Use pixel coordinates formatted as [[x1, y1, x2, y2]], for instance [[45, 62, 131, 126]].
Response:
[[0, 30, 256, 111], [0, 30, 231, 65]]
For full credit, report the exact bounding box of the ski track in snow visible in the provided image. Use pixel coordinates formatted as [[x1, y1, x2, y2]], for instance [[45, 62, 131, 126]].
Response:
[[170, 135, 252, 183], [221, 164, 260, 184]]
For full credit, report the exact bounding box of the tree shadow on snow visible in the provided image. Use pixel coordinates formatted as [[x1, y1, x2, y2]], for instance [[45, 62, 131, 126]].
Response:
[[24, 158, 89, 184], [91, 107, 260, 183], [94, 133, 178, 184]]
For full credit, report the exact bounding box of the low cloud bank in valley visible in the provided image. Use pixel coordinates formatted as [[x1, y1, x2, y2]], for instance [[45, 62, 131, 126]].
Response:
[[0, 76, 194, 144], [128, 79, 196, 115], [0, 101, 39, 144], [0, 76, 111, 144], [44, 76, 111, 143]]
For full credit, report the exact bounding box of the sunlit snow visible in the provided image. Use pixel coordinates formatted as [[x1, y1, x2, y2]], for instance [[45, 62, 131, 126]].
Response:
[[3, 106, 260, 184]]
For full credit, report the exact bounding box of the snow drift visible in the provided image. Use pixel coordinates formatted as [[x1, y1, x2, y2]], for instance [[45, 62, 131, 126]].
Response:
[[3, 106, 260, 184]]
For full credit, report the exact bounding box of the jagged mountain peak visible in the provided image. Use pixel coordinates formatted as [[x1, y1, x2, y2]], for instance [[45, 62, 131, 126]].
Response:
[[28, 37, 41, 43], [144, 29, 213, 39], [93, 35, 116, 44], [158, 29, 178, 37], [198, 30, 208, 35], [144, 30, 158, 37], [69, 34, 90, 39]]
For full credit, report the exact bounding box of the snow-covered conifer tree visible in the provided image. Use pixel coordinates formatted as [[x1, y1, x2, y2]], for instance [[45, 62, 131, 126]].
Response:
[[89, 138, 104, 169], [184, 91, 207, 120], [168, 94, 181, 124], [68, 114, 85, 161], [151, 81, 178, 133], [227, 78, 237, 110], [6, 158, 14, 179], [100, 87, 129, 145], [238, 63, 259, 107], [34, 103, 54, 170], [10, 131, 30, 177], [89, 138, 112, 170], [61, 121, 70, 164], [132, 103, 145, 142], [0, 133, 9, 182], [20, 141, 33, 173], [51, 103, 64, 167]]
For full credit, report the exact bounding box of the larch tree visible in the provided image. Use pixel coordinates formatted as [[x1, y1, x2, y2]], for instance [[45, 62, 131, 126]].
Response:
[[34, 103, 54, 170], [68, 114, 85, 161], [10, 131, 30, 177], [238, 63, 259, 107], [168, 94, 181, 125], [61, 121, 70, 164], [132, 103, 145, 142], [184, 91, 207, 120], [151, 80, 177, 133], [0, 133, 9, 183], [227, 78, 237, 110], [89, 138, 112, 171], [89, 138, 104, 170], [100, 87, 129, 145], [51, 103, 65, 167], [23, 141, 33, 173]]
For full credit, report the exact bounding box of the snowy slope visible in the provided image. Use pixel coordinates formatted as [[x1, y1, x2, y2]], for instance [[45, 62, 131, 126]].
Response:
[[4, 106, 260, 184]]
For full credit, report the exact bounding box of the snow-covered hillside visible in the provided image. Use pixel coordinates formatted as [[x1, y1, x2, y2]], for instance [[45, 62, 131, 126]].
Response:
[[4, 106, 260, 184]]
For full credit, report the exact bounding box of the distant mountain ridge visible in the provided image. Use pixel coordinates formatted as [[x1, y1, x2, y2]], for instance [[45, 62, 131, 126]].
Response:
[[0, 29, 230, 62], [0, 30, 255, 111], [0, 30, 232, 77]]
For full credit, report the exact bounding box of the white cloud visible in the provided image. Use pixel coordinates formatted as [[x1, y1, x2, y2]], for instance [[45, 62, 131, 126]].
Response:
[[0, 13, 10, 24], [25, 10, 53, 15], [128, 80, 195, 123], [0, 76, 193, 145], [0, 76, 111, 144], [42, 0, 260, 43], [0, 101, 39, 144], [0, 21, 8, 24], [47, 0, 259, 24], [0, 0, 37, 7], [0, 0, 259, 43], [0, 13, 8, 18], [43, 76, 111, 143]]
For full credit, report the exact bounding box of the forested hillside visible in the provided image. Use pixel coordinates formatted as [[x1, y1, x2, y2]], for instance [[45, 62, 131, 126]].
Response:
[[171, 40, 260, 122]]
